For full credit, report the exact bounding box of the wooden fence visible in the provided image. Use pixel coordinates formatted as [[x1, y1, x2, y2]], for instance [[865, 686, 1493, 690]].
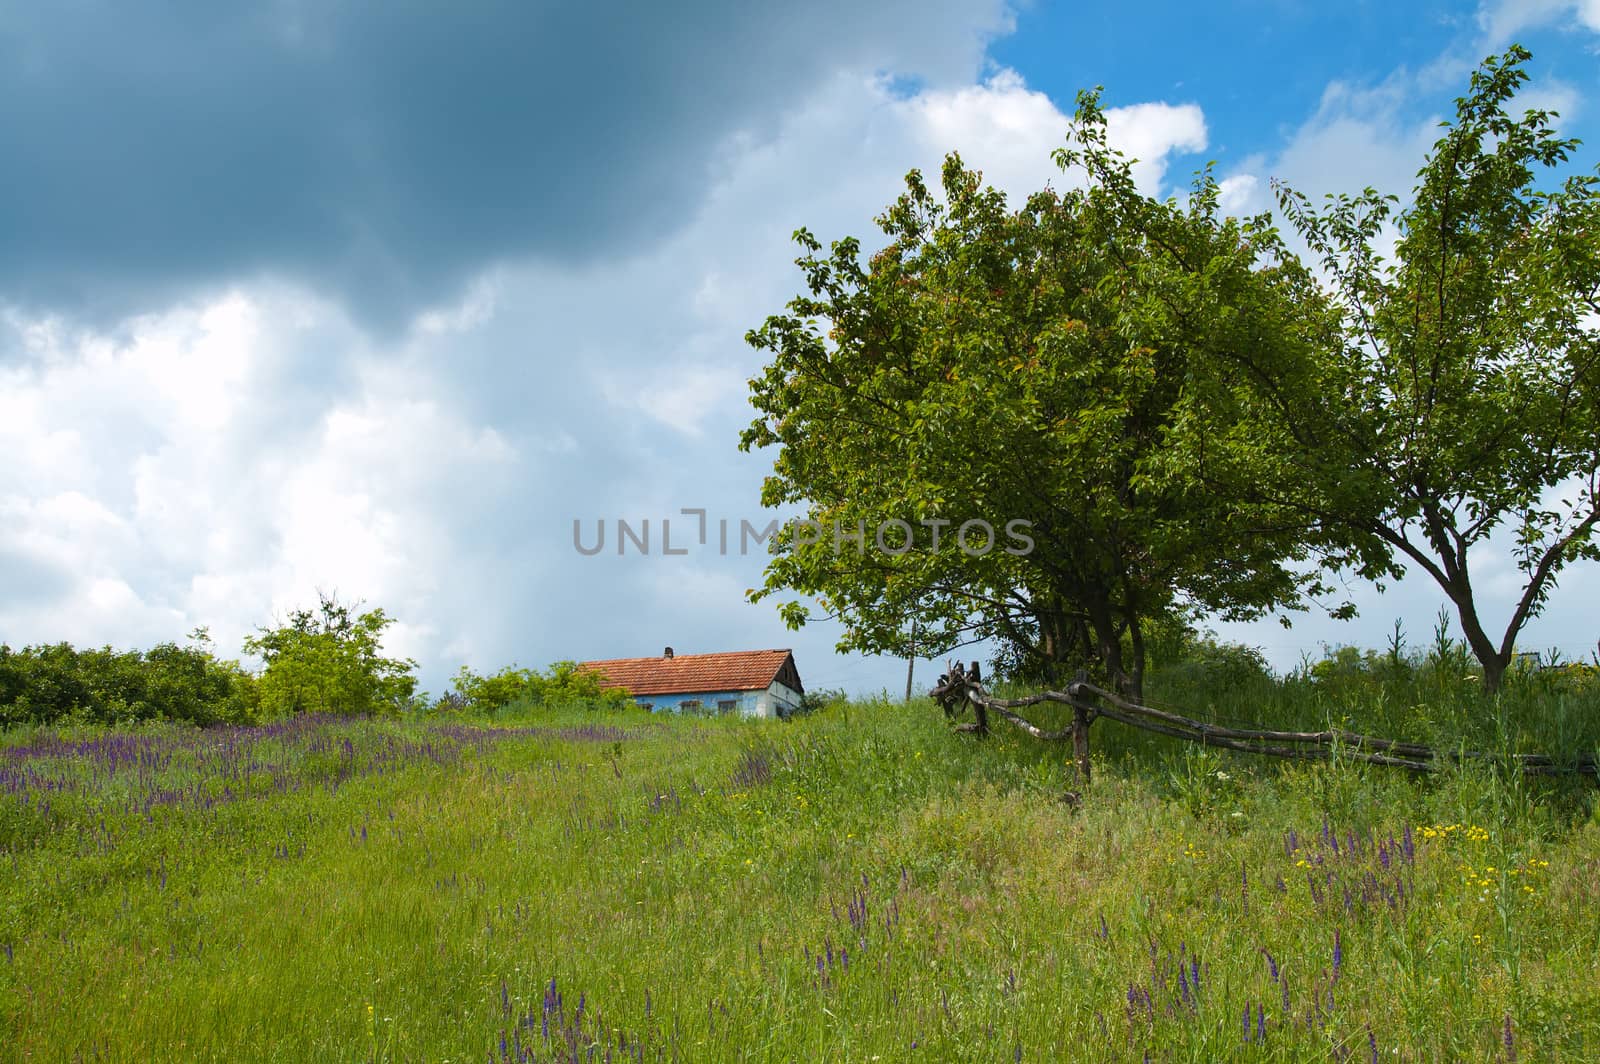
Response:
[[929, 663, 1599, 785]]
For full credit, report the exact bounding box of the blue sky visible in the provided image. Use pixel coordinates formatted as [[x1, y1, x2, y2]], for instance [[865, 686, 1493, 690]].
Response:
[[1, 0, 1597, 697]]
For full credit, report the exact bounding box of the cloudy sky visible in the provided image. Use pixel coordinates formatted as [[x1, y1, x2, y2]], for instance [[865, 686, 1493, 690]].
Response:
[[3, 0, 1599, 697]]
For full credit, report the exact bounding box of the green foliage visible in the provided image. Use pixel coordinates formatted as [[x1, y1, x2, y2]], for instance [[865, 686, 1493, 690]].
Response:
[[0, 630, 259, 726], [540, 659, 632, 709], [448, 664, 539, 712], [742, 93, 1330, 701], [241, 594, 418, 717], [445, 659, 632, 714]]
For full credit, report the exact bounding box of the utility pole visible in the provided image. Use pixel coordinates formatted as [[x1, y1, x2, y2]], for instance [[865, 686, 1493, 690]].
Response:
[[904, 616, 917, 703]]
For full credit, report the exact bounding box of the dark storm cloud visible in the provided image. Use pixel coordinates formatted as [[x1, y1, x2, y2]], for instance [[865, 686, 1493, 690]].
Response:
[[0, 0, 1008, 327]]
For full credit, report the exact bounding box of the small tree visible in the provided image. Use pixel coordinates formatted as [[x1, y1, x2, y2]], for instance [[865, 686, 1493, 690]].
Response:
[[242, 594, 418, 717]]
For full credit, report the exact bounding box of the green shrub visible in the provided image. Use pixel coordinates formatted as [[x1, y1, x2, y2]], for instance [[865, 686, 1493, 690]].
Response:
[[447, 658, 632, 714]]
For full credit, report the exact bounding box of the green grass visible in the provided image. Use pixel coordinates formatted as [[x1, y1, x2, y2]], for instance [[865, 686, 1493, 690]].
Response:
[[2, 687, 1598, 1061]]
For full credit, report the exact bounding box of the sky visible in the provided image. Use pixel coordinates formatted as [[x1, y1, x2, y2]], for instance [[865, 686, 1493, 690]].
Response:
[[2, 0, 1598, 698]]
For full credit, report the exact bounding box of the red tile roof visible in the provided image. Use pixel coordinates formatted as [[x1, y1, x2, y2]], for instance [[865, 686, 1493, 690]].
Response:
[[579, 649, 801, 697]]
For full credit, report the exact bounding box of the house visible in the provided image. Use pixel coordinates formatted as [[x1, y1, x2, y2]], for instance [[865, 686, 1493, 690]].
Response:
[[578, 647, 804, 719]]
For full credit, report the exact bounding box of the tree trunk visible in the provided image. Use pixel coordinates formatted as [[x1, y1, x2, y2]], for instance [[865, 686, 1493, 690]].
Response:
[[1126, 608, 1146, 705], [1039, 608, 1063, 687], [1086, 597, 1130, 700], [1447, 581, 1510, 694]]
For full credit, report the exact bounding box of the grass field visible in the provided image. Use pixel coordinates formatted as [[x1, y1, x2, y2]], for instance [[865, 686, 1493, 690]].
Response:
[[3, 677, 1599, 1061]]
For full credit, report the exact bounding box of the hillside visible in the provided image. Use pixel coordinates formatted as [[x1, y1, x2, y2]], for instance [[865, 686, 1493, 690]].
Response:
[[3, 687, 1598, 1060]]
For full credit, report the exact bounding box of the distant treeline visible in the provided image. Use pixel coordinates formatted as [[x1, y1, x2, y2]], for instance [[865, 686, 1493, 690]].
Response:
[[0, 594, 632, 728], [0, 641, 259, 727]]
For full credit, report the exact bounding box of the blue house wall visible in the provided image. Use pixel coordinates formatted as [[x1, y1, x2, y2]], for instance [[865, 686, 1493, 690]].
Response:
[[634, 690, 759, 716], [633, 682, 803, 719]]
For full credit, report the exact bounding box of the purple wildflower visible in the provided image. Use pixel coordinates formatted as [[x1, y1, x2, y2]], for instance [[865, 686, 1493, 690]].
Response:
[[1333, 930, 1343, 981], [1257, 1005, 1266, 1042], [1261, 949, 1279, 981], [1504, 1015, 1516, 1062], [1368, 1024, 1378, 1063]]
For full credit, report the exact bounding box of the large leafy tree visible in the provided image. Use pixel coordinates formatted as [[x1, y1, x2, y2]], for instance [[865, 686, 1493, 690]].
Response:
[[741, 97, 1335, 699], [1174, 47, 1600, 693]]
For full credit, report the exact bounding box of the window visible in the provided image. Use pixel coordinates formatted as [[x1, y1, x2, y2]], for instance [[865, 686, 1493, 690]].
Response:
[[717, 699, 738, 715], [639, 702, 654, 712], [679, 699, 703, 713]]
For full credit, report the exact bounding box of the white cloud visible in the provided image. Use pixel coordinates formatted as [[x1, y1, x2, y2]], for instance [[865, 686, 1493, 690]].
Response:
[[1216, 174, 1260, 214], [1478, 0, 1600, 44], [1103, 100, 1209, 194], [893, 68, 1207, 203], [0, 287, 527, 677]]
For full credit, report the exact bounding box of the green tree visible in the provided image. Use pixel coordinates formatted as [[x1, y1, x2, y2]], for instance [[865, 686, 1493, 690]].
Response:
[[1184, 47, 1600, 693], [242, 594, 418, 717], [741, 97, 1333, 699]]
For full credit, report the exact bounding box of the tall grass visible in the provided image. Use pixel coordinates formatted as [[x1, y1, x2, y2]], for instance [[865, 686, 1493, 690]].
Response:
[[2, 683, 1597, 1060]]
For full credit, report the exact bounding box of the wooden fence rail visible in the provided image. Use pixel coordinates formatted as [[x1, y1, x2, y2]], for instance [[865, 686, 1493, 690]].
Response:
[[928, 663, 1599, 785]]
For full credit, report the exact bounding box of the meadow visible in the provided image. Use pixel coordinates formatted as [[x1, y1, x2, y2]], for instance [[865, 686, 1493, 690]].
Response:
[[3, 655, 1600, 1062]]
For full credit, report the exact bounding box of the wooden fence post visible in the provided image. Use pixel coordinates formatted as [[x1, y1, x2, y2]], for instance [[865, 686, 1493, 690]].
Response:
[[1072, 705, 1091, 785]]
